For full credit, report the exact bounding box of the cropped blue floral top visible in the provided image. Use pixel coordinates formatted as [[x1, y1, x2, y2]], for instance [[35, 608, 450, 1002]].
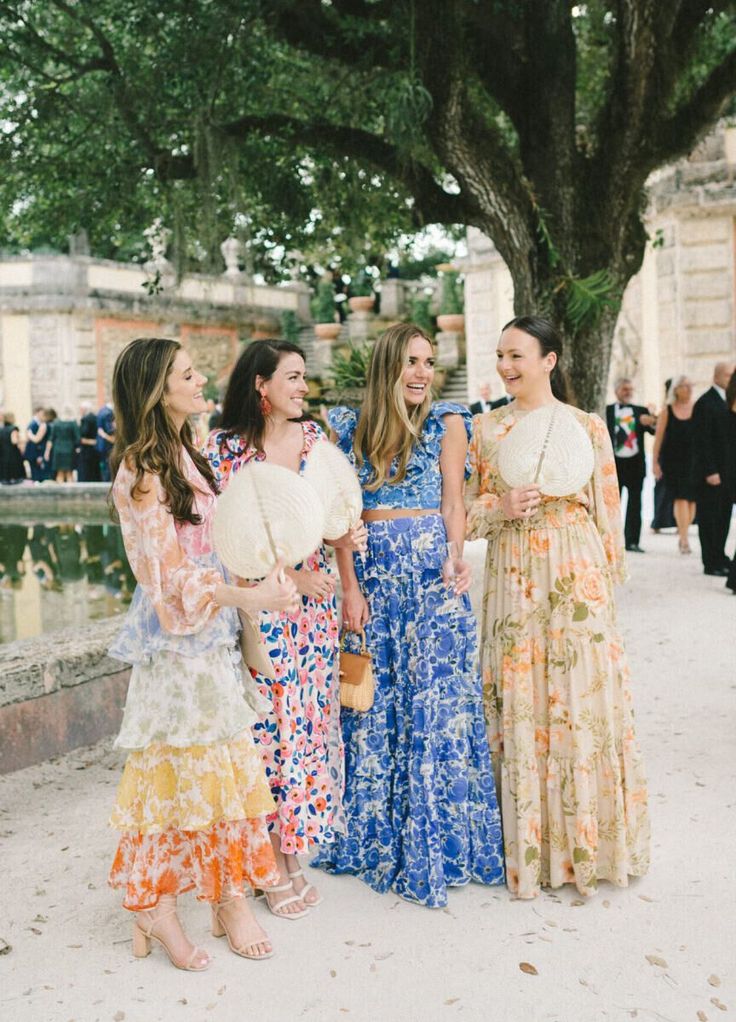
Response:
[[328, 401, 472, 510]]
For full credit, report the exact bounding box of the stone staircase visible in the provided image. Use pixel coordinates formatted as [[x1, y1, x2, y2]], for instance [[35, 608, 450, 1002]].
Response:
[[439, 361, 468, 405]]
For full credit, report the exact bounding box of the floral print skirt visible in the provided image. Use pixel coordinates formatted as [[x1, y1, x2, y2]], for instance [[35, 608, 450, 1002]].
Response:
[[313, 515, 505, 908], [109, 733, 279, 910], [251, 549, 344, 855], [481, 518, 650, 899]]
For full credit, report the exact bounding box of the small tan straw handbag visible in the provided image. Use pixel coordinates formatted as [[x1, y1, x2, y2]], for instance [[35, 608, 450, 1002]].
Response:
[[339, 629, 374, 712]]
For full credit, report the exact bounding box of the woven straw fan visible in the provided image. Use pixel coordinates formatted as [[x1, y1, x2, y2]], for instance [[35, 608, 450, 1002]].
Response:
[[303, 439, 363, 541], [497, 403, 595, 497], [213, 461, 325, 579]]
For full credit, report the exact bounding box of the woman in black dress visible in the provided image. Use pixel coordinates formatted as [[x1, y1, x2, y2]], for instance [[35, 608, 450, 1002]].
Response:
[[653, 376, 696, 554], [0, 412, 26, 484], [724, 371, 736, 595]]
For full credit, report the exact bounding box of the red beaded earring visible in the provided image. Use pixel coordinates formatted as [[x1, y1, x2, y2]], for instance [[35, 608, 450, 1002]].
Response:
[[259, 392, 272, 416]]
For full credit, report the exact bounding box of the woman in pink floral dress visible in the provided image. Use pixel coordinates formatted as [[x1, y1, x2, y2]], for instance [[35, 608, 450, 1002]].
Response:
[[204, 340, 365, 918], [107, 337, 299, 969], [466, 316, 650, 900]]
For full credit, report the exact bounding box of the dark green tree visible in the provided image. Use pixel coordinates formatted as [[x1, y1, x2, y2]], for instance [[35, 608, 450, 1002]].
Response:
[[1, 0, 734, 406]]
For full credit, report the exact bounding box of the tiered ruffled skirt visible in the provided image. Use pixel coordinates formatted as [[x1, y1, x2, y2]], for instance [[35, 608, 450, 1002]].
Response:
[[108, 647, 279, 910], [480, 511, 650, 899]]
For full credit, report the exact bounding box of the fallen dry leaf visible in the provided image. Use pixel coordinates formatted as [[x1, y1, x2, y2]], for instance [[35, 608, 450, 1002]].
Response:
[[0, 939, 11, 956], [113, 1013, 125, 1022], [697, 1012, 708, 1021], [645, 954, 669, 968], [638, 895, 655, 903], [330, 970, 337, 978], [570, 899, 585, 907], [708, 976, 721, 988], [519, 962, 538, 975], [710, 998, 727, 1012], [445, 999, 459, 1005], [374, 952, 393, 961]]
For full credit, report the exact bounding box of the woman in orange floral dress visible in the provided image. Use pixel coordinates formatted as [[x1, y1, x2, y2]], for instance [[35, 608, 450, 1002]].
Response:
[[465, 316, 650, 900], [107, 337, 298, 969]]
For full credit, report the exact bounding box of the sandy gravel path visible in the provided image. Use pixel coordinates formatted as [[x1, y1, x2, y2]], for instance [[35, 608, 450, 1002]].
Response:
[[1, 527, 734, 1022]]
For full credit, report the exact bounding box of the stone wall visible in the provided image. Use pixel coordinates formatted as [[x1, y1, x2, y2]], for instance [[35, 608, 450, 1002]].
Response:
[[463, 122, 736, 408], [0, 255, 311, 426], [0, 618, 128, 773]]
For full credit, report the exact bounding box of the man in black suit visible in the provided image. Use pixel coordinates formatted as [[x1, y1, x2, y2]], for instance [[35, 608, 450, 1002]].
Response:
[[470, 382, 510, 414], [691, 361, 735, 576], [606, 378, 656, 552]]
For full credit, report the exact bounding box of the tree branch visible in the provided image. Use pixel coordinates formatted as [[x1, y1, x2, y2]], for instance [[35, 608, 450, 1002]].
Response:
[[648, 47, 736, 167]]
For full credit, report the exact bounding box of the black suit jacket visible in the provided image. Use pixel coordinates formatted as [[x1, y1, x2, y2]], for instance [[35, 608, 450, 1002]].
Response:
[[605, 403, 654, 478], [691, 386, 729, 486], [470, 395, 511, 415]]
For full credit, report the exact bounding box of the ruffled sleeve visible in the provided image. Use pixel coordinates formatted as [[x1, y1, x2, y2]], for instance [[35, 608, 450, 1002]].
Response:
[[425, 401, 473, 477], [113, 467, 224, 635], [326, 406, 359, 460], [584, 413, 627, 584], [464, 415, 507, 541]]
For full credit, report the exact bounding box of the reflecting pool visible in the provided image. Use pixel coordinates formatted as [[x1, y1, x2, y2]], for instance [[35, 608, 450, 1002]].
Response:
[[0, 517, 133, 644]]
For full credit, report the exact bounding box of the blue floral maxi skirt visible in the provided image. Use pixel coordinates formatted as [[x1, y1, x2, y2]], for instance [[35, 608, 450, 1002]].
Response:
[[312, 514, 505, 907]]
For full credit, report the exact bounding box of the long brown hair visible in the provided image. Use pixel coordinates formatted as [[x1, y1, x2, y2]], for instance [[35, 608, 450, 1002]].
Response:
[[110, 337, 217, 524], [353, 323, 434, 491]]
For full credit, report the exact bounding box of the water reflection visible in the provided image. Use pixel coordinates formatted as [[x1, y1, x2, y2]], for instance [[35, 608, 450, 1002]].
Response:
[[0, 521, 133, 644]]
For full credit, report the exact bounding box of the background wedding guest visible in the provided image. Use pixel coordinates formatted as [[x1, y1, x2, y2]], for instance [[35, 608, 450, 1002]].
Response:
[[469, 382, 494, 415], [606, 378, 656, 552], [24, 406, 48, 483], [0, 411, 26, 484], [722, 370, 736, 594], [40, 408, 57, 480], [96, 400, 115, 481], [691, 361, 734, 577], [46, 405, 80, 483], [652, 376, 696, 554], [651, 379, 676, 533], [78, 402, 101, 482]]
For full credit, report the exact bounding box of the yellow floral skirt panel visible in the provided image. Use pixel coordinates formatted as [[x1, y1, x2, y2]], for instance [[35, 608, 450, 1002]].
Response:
[[109, 733, 279, 909], [480, 519, 650, 899]]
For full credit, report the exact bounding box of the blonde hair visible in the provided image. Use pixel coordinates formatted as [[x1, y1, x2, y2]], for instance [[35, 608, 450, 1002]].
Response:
[[353, 323, 434, 491], [667, 375, 692, 403]]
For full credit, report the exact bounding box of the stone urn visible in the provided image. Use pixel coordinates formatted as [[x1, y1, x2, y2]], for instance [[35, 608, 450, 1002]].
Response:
[[436, 313, 465, 334], [314, 322, 342, 341], [348, 295, 375, 314]]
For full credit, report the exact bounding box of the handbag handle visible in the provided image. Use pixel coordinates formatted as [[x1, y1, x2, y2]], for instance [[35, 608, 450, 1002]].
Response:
[[340, 628, 369, 657]]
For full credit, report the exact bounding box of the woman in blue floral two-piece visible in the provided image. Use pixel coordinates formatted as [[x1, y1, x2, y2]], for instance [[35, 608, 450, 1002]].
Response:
[[312, 323, 504, 907]]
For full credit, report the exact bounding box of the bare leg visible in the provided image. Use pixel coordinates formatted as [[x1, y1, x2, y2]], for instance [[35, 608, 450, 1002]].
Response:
[[262, 832, 308, 916], [213, 883, 272, 959], [674, 499, 692, 552], [131, 894, 210, 970], [284, 852, 321, 906]]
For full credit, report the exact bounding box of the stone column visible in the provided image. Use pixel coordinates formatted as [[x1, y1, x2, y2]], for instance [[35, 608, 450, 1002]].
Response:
[[380, 278, 405, 320]]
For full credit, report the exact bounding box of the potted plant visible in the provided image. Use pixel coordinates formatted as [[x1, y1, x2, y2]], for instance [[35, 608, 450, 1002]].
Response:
[[311, 279, 341, 340], [324, 341, 373, 404], [409, 291, 434, 335], [436, 270, 465, 333], [348, 268, 375, 314]]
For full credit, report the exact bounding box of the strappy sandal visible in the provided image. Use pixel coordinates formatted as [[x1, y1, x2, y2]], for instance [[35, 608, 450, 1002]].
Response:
[[255, 880, 310, 920], [287, 866, 323, 907], [132, 895, 210, 971], [211, 889, 274, 960]]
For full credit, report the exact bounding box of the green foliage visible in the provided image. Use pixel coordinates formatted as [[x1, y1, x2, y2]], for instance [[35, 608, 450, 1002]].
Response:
[[330, 343, 373, 390], [558, 270, 621, 335], [439, 272, 463, 316], [280, 310, 301, 345], [311, 280, 336, 323], [349, 268, 374, 298], [409, 292, 434, 335]]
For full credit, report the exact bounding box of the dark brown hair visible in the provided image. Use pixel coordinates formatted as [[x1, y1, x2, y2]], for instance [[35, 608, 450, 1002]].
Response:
[[502, 315, 570, 403], [110, 337, 217, 524], [220, 339, 306, 452], [726, 369, 736, 413]]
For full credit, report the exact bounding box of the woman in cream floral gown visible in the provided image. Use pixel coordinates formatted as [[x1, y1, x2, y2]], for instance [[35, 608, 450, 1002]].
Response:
[[466, 316, 650, 900]]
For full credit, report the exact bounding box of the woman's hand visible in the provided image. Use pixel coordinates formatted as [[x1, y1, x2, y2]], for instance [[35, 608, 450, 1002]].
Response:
[[342, 586, 370, 631], [501, 485, 541, 520], [653, 461, 663, 482], [288, 568, 337, 601], [327, 520, 368, 554], [244, 564, 299, 614], [443, 556, 472, 596]]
